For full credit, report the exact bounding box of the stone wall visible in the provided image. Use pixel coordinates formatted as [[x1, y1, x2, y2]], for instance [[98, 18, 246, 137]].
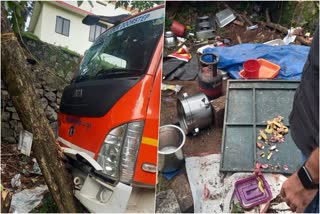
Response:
[[1, 35, 79, 144], [21, 35, 81, 82]]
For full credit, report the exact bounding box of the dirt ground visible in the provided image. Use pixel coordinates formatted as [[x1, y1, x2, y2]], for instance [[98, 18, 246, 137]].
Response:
[[160, 80, 228, 157], [1, 144, 45, 190]]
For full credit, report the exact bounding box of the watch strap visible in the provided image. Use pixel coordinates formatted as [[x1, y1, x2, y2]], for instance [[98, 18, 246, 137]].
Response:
[[298, 165, 319, 189]]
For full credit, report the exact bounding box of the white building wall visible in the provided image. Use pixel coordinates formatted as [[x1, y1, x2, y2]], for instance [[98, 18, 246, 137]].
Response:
[[37, 3, 93, 55], [34, 8, 43, 38]]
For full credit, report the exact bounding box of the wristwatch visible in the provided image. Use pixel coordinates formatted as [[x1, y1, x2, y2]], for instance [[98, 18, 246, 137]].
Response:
[[298, 164, 319, 189]]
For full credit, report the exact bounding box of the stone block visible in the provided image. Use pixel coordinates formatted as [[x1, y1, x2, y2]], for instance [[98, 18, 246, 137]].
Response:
[[170, 172, 194, 213], [1, 112, 11, 122], [1, 127, 13, 138], [6, 106, 16, 113], [156, 189, 181, 213], [12, 113, 20, 121], [45, 105, 57, 122], [44, 91, 56, 102]]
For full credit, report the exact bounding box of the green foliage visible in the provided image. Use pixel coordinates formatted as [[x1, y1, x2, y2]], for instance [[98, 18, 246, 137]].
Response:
[[77, 0, 93, 7], [77, 0, 163, 12], [115, 1, 164, 12], [3, 1, 33, 32], [31, 193, 59, 213], [60, 46, 81, 57], [20, 31, 39, 41]]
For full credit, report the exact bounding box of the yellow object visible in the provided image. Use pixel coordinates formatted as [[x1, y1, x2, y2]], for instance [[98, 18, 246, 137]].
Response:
[[267, 152, 273, 160], [257, 177, 265, 194]]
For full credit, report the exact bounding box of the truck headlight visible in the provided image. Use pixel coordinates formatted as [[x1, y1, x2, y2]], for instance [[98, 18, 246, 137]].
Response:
[[97, 121, 144, 183]]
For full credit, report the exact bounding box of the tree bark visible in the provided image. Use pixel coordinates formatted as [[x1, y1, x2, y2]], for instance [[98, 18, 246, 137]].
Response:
[[1, 7, 78, 213]]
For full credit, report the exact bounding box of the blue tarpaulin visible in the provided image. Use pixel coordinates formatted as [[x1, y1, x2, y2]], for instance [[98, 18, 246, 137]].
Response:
[[203, 44, 310, 80]]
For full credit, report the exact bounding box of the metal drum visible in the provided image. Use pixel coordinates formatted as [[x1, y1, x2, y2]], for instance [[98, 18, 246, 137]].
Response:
[[158, 125, 186, 173], [177, 92, 213, 135], [164, 31, 177, 49]]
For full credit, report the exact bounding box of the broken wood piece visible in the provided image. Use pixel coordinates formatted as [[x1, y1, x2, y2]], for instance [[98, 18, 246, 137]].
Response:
[[1, 190, 13, 213], [265, 8, 271, 23], [233, 20, 244, 27], [236, 34, 242, 44], [223, 3, 246, 24], [240, 14, 253, 26], [264, 22, 312, 46]]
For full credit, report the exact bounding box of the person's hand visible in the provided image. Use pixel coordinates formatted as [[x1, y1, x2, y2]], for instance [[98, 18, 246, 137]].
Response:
[[280, 172, 318, 212]]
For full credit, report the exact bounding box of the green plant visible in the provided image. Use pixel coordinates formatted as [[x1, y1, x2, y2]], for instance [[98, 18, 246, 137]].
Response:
[[31, 193, 59, 213], [3, 1, 33, 32], [60, 46, 81, 57], [20, 31, 39, 41], [115, 1, 164, 12]]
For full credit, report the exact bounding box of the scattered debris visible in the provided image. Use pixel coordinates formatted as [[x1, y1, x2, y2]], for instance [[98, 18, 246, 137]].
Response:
[[171, 20, 185, 37], [265, 21, 312, 46], [269, 145, 277, 151], [283, 165, 289, 171], [161, 83, 183, 94], [215, 8, 236, 28], [196, 16, 216, 39], [32, 158, 42, 175], [233, 20, 244, 27], [257, 116, 289, 157], [231, 201, 244, 213], [257, 177, 265, 194], [267, 152, 273, 160], [11, 174, 21, 188], [10, 185, 48, 213], [203, 184, 210, 200], [18, 130, 33, 156], [246, 24, 258, 31], [264, 39, 285, 46], [257, 142, 264, 150]]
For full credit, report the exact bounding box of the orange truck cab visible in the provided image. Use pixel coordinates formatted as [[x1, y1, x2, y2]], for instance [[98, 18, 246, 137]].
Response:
[[57, 6, 164, 212]]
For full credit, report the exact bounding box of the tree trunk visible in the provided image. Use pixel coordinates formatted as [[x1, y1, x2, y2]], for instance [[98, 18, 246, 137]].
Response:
[[1, 7, 78, 213]]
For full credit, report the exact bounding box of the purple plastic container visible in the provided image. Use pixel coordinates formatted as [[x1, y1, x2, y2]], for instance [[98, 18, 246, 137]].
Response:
[[235, 175, 272, 209]]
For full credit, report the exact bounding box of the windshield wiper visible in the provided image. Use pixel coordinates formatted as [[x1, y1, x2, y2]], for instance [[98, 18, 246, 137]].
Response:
[[95, 68, 143, 78], [71, 74, 91, 83]]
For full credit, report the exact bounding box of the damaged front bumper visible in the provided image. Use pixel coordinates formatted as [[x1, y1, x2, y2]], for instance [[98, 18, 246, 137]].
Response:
[[63, 148, 132, 213]]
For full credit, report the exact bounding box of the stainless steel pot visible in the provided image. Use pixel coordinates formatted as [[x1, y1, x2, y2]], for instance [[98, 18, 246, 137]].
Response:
[[158, 125, 185, 173], [177, 92, 213, 135], [164, 31, 177, 48]]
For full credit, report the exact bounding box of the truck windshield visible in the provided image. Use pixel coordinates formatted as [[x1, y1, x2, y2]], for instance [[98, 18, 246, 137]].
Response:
[[73, 9, 164, 83]]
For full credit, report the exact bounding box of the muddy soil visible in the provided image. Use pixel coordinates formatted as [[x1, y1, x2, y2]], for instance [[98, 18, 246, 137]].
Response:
[[161, 79, 228, 157], [1, 144, 46, 190]]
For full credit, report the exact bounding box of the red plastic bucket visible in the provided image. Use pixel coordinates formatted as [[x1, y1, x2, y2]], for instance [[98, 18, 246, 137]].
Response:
[[171, 20, 185, 37], [243, 59, 260, 78]]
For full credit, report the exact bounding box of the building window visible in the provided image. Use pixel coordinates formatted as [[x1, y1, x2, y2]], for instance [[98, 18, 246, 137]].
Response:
[[89, 25, 107, 42], [55, 16, 70, 36]]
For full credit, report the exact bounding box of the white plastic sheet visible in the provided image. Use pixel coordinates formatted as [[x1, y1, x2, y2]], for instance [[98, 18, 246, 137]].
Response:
[[10, 185, 48, 213], [185, 154, 289, 213]]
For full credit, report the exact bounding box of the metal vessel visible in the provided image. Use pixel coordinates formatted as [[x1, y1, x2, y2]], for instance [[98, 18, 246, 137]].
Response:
[[164, 31, 177, 48], [177, 93, 213, 135], [158, 125, 186, 173]]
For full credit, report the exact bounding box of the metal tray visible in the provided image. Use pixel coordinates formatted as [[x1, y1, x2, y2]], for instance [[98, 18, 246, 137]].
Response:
[[220, 80, 301, 174], [215, 8, 236, 28]]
